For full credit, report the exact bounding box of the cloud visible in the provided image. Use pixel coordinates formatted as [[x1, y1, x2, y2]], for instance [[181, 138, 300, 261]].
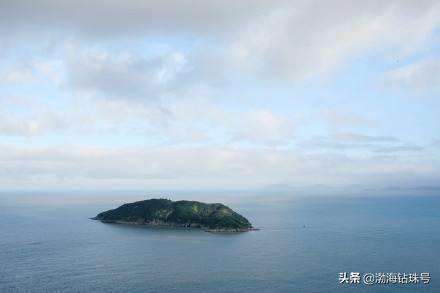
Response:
[[317, 109, 373, 131], [383, 58, 440, 93], [0, 0, 274, 37], [0, 113, 66, 136], [0, 143, 437, 190], [168, 96, 299, 145], [334, 133, 399, 143], [0, 0, 439, 192], [299, 132, 423, 154], [163, 127, 210, 145], [0, 59, 61, 85], [373, 145, 424, 153], [1, 66, 35, 84], [2, 1, 439, 82], [229, 110, 297, 145], [0, 94, 98, 137], [0, 85, 296, 145], [228, 0, 440, 80], [65, 45, 189, 100]]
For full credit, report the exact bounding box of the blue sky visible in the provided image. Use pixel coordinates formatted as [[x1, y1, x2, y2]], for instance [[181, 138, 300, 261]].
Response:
[[0, 0, 439, 193]]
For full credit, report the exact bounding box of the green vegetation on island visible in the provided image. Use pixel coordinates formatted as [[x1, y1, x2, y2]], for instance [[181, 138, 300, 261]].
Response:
[[93, 198, 255, 232]]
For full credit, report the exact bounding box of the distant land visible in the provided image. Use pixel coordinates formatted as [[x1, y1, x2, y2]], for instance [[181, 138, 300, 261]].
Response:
[[92, 198, 256, 232]]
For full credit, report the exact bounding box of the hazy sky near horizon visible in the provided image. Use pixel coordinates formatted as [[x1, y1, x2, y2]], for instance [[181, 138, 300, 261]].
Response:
[[1, 0, 440, 192]]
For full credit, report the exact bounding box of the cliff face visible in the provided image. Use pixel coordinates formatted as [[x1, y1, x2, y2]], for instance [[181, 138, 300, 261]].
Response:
[[93, 198, 254, 232]]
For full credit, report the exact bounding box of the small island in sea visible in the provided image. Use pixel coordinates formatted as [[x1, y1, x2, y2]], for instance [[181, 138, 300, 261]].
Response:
[[92, 198, 256, 232]]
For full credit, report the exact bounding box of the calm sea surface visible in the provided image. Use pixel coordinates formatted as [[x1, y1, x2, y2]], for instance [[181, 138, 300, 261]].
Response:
[[0, 194, 439, 292]]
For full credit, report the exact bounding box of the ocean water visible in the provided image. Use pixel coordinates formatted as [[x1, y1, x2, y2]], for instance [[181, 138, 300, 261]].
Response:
[[0, 194, 439, 293]]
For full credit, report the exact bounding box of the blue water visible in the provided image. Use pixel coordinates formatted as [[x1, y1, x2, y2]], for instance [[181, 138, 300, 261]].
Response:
[[1, 195, 439, 292]]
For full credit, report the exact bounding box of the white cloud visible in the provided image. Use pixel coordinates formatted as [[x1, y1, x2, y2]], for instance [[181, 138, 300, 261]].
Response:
[[2, 1, 439, 82], [298, 132, 425, 154], [0, 94, 99, 137], [0, 110, 99, 137], [230, 110, 297, 145], [383, 58, 440, 93], [1, 0, 439, 191], [64, 45, 190, 100], [166, 96, 300, 145], [0, 143, 436, 190], [228, 0, 440, 80], [0, 59, 61, 85], [373, 145, 424, 153], [317, 109, 374, 131], [1, 67, 35, 84], [334, 133, 399, 143], [0, 113, 68, 136]]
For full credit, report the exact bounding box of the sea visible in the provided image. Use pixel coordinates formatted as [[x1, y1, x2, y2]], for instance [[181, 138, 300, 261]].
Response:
[[0, 192, 439, 293]]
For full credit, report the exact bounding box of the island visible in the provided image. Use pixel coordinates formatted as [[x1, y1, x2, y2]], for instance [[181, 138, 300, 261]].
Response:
[[92, 198, 256, 232]]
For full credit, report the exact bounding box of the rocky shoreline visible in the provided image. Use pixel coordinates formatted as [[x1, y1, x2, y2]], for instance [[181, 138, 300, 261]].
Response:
[[92, 218, 258, 232]]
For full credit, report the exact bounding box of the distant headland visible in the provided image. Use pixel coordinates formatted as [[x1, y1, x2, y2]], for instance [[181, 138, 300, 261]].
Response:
[[92, 198, 256, 232]]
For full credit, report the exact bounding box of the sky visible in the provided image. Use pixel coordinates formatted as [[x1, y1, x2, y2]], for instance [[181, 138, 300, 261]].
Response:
[[0, 0, 440, 194]]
